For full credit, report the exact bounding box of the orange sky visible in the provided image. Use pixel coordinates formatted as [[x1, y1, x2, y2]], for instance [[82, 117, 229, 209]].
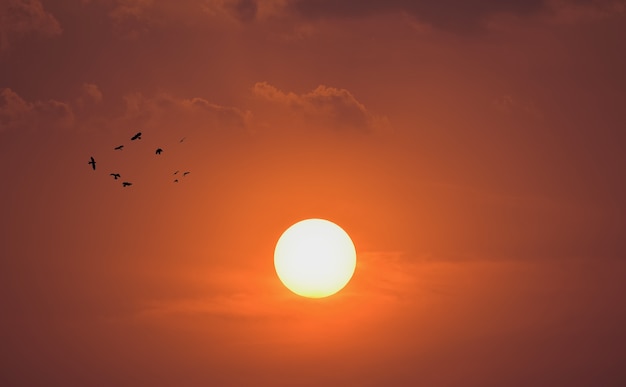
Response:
[[1, 0, 625, 385]]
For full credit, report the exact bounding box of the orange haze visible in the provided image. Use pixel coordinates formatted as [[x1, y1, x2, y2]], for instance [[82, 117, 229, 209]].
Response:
[[1, 1, 625, 385]]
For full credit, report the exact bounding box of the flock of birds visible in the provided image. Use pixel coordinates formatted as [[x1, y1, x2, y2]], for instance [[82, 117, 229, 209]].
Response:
[[88, 132, 190, 187]]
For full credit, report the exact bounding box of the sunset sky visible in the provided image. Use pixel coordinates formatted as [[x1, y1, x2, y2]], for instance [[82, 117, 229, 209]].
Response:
[[1, 0, 626, 385]]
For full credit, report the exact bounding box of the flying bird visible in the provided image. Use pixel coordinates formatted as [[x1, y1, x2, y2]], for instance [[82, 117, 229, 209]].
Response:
[[155, 148, 163, 155], [174, 179, 179, 183], [122, 182, 132, 187], [183, 171, 190, 177], [179, 137, 186, 143], [88, 157, 96, 170], [174, 170, 179, 175], [114, 145, 124, 150], [131, 132, 142, 141], [110, 173, 121, 180]]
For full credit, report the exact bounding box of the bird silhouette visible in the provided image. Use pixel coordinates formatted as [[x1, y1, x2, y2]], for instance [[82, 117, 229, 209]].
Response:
[[114, 145, 124, 150], [179, 137, 186, 143], [155, 148, 163, 155], [174, 170, 179, 175], [174, 179, 179, 183], [131, 132, 142, 141], [110, 173, 121, 180], [88, 157, 96, 170], [183, 171, 190, 177], [122, 182, 132, 187]]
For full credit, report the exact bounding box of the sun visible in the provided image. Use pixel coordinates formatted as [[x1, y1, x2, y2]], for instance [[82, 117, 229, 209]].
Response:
[[274, 218, 357, 298]]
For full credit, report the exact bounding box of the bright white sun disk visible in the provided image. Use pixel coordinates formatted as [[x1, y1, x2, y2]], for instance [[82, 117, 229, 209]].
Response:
[[274, 218, 357, 298]]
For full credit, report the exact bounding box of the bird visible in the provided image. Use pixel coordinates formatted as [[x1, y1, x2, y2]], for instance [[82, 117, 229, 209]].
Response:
[[179, 137, 186, 143], [110, 173, 121, 180], [131, 132, 142, 141], [174, 179, 179, 183], [122, 182, 132, 187], [183, 171, 190, 177], [173, 170, 179, 175], [155, 148, 163, 155], [114, 145, 124, 150], [88, 157, 96, 170]]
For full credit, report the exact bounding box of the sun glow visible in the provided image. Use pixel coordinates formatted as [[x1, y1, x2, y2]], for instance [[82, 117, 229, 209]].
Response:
[[274, 218, 357, 298]]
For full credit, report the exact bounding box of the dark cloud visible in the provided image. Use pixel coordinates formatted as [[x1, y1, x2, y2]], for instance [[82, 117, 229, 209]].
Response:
[[0, 0, 61, 51], [286, 0, 548, 30], [230, 0, 258, 22]]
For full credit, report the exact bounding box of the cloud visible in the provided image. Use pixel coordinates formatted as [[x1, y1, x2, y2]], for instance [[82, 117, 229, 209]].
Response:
[[279, 0, 625, 31], [130, 251, 423, 328], [126, 249, 626, 353], [105, 0, 225, 38], [0, 88, 74, 132], [0, 86, 250, 134], [121, 91, 252, 130], [126, 250, 415, 314], [109, 0, 154, 21], [0, 0, 61, 51], [284, 0, 548, 31], [105, 0, 156, 39], [229, 0, 258, 22], [547, 0, 625, 24], [253, 81, 389, 132], [103, 0, 266, 34], [201, 0, 283, 21], [76, 83, 104, 107]]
